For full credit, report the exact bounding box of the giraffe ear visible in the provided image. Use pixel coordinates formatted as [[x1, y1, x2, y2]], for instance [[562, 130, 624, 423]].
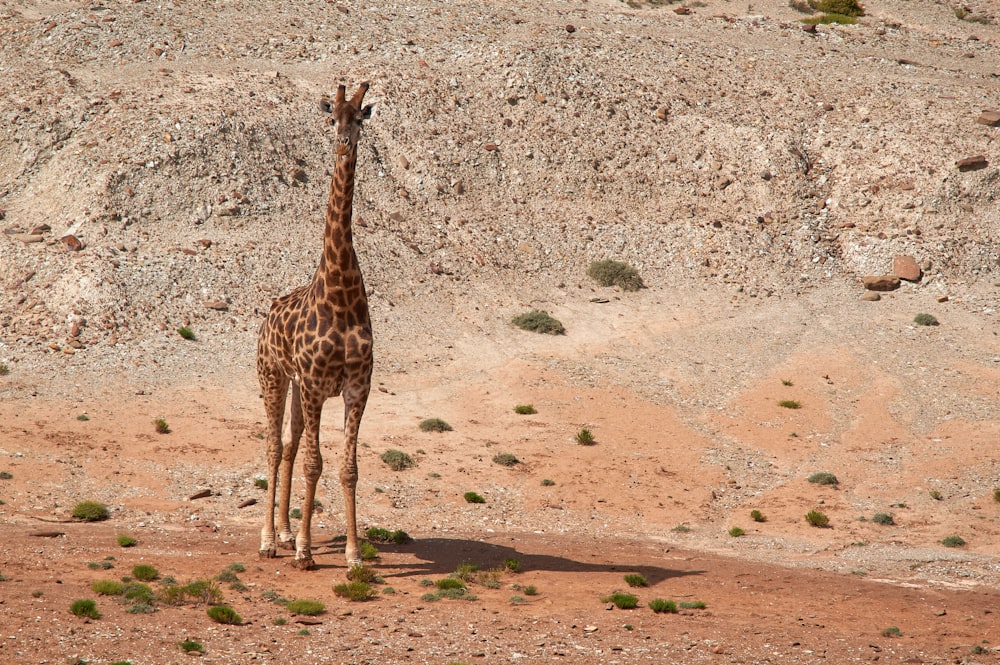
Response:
[[319, 96, 334, 115], [360, 103, 373, 120]]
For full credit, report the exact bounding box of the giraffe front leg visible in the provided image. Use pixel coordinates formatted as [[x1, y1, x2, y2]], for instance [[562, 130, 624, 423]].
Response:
[[341, 394, 367, 570], [277, 384, 304, 550], [292, 410, 322, 571], [259, 387, 286, 560]]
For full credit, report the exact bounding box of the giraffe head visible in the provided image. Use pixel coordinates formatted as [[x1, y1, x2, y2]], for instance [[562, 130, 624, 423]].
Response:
[[320, 82, 373, 157]]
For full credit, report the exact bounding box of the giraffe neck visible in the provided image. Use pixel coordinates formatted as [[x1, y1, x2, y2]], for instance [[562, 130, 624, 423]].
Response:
[[315, 149, 361, 292]]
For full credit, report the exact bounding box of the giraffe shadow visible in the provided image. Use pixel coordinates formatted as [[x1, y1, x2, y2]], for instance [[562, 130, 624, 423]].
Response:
[[316, 537, 704, 586]]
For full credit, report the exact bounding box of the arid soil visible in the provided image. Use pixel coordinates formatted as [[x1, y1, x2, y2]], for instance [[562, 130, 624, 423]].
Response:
[[1, 0, 999, 663]]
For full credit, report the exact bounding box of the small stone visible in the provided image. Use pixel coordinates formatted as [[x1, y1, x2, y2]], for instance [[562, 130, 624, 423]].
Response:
[[534, 93, 547, 103], [453, 181, 465, 194], [108, 39, 123, 47], [389, 211, 405, 223], [861, 291, 881, 301], [68, 339, 83, 349], [189, 489, 212, 500], [484, 143, 499, 151], [655, 107, 668, 121], [61, 234, 84, 251], [803, 23, 817, 34], [715, 175, 732, 190], [893, 255, 922, 281], [956, 155, 988, 171], [976, 110, 1000, 126], [862, 275, 900, 291], [936, 295, 949, 303], [237, 498, 257, 509], [70, 321, 80, 337], [204, 299, 229, 311], [15, 233, 44, 244], [674, 6, 691, 14], [565, 24, 576, 33], [31, 223, 50, 234], [584, 626, 598, 632], [397, 156, 410, 170], [196, 238, 212, 248]]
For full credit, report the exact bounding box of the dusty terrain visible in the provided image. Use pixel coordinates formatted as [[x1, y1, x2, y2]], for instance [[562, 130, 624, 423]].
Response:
[[1, 0, 999, 663]]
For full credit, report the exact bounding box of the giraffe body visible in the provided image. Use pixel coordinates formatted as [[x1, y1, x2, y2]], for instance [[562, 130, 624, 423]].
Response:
[[257, 82, 373, 569]]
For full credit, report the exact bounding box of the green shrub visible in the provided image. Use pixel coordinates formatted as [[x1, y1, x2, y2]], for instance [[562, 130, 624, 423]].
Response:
[[913, 313, 939, 326], [177, 326, 196, 340], [514, 404, 537, 415], [587, 259, 644, 291], [728, 526, 745, 537], [809, 0, 863, 14], [72, 501, 109, 521], [131, 565, 159, 581], [808, 472, 839, 486], [435, 577, 466, 590], [872, 513, 894, 526], [492, 453, 520, 467], [287, 599, 326, 615], [91, 580, 123, 596], [117, 534, 137, 548], [207, 605, 242, 625], [503, 558, 521, 573], [463, 491, 485, 504], [359, 541, 379, 560], [750, 510, 767, 523], [70, 599, 100, 619], [941, 535, 965, 548], [680, 600, 706, 609], [805, 510, 830, 527], [0, 363, 9, 376], [0, 471, 12, 480], [993, 489, 1000, 503], [254, 477, 268, 489], [512, 310, 565, 335], [648, 598, 678, 613], [541, 478, 555, 486], [624, 573, 647, 587], [121, 582, 154, 603], [523, 585, 538, 596], [778, 400, 801, 409], [802, 13, 858, 24], [510, 595, 527, 605], [179, 640, 203, 653], [575, 428, 595, 445], [419, 418, 452, 432], [347, 565, 378, 583], [380, 449, 415, 470], [929, 489, 942, 500], [333, 581, 376, 601], [154, 418, 170, 434], [364, 527, 411, 544], [882, 626, 902, 637], [602, 592, 639, 609]]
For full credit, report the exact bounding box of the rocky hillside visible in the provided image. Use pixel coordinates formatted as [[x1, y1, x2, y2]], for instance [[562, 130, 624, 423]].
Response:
[[1, 0, 997, 389]]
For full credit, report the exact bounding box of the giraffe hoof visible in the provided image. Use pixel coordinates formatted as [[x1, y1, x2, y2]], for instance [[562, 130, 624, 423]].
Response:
[[277, 540, 296, 551], [258, 549, 277, 560], [291, 557, 317, 571]]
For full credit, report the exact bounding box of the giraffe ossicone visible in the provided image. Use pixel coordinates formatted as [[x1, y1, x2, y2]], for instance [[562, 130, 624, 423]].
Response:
[[256, 81, 374, 571]]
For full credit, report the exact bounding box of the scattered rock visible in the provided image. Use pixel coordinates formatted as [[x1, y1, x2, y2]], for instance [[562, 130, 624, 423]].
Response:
[[189, 489, 213, 500], [565, 24, 576, 33], [860, 291, 881, 301], [14, 233, 44, 244], [30, 223, 50, 234], [237, 498, 257, 508], [61, 235, 84, 251], [655, 107, 668, 121], [975, 110, 1000, 127], [674, 6, 692, 14], [204, 299, 229, 311], [892, 255, 922, 282], [862, 276, 900, 291], [956, 155, 988, 171], [935, 295, 949, 303]]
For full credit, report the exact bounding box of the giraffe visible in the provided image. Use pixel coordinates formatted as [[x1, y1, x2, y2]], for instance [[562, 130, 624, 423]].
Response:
[[257, 81, 374, 570]]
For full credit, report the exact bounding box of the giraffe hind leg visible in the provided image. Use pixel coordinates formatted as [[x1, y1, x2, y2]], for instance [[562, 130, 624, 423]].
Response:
[[277, 381, 304, 550], [259, 372, 289, 560]]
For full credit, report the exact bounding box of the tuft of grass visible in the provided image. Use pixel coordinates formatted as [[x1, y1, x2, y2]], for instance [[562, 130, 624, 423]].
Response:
[[671, 524, 691, 533], [359, 541, 380, 560], [72, 500, 109, 522], [778, 399, 801, 409], [805, 510, 830, 527], [993, 489, 1000, 503], [121, 582, 154, 603], [587, 259, 644, 291], [781, 379, 794, 386], [207, 605, 242, 625], [492, 453, 520, 467], [510, 595, 528, 605], [523, 585, 538, 596], [91, 580, 124, 596], [503, 558, 521, 573], [87, 560, 114, 571], [380, 448, 415, 471], [70, 599, 100, 619], [624, 573, 647, 587], [435, 577, 466, 591], [680, 600, 707, 609], [872, 513, 894, 526], [77, 414, 90, 421], [801, 12, 857, 24], [575, 428, 596, 445], [601, 592, 639, 609], [177, 326, 196, 340], [290, 507, 302, 519], [941, 535, 966, 548], [297, 628, 311, 636], [333, 581, 376, 601], [512, 310, 565, 335], [117, 534, 137, 548], [750, 510, 767, 523], [347, 565, 379, 584], [179, 640, 203, 654], [153, 418, 170, 434], [808, 472, 839, 486], [541, 478, 556, 486], [913, 313, 939, 326], [0, 471, 12, 480], [0, 363, 9, 376], [882, 626, 902, 638], [514, 404, 537, 415], [929, 489, 942, 500], [273, 617, 287, 625], [418, 418, 452, 432], [463, 491, 485, 504], [649, 598, 678, 614], [286, 599, 326, 615], [131, 564, 159, 581], [728, 526, 746, 537], [254, 477, 268, 489], [364, 527, 411, 544]]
